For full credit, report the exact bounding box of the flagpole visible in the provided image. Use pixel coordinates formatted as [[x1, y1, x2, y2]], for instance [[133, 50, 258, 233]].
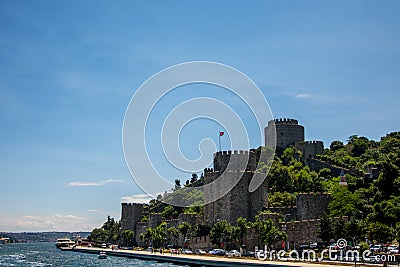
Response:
[[219, 133, 221, 152]]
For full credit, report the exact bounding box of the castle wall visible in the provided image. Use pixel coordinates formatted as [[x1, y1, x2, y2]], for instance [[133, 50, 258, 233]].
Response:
[[190, 236, 213, 250], [204, 170, 268, 226], [204, 149, 269, 225], [282, 219, 321, 248], [148, 213, 162, 228], [121, 203, 144, 232], [266, 207, 298, 221], [135, 222, 148, 246], [296, 141, 324, 160], [296, 193, 331, 221], [121, 203, 144, 245], [305, 157, 363, 178]]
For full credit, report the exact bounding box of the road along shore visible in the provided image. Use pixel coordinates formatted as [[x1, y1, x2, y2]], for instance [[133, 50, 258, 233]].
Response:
[[63, 246, 361, 267]]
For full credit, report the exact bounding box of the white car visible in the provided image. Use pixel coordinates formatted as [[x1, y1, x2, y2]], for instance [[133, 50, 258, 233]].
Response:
[[370, 244, 382, 253], [389, 246, 399, 254], [182, 249, 193, 254], [194, 249, 206, 255], [226, 250, 241, 257]]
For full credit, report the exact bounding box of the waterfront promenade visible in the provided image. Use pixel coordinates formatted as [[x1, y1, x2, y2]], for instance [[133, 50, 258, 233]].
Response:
[[67, 246, 366, 267]]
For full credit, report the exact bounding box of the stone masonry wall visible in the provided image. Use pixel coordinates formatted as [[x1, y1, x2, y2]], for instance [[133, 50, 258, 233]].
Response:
[[296, 141, 324, 161], [296, 193, 331, 221], [121, 203, 144, 232]]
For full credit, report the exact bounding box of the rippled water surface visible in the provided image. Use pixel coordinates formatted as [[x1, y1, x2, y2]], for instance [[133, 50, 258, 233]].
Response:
[[0, 243, 186, 267]]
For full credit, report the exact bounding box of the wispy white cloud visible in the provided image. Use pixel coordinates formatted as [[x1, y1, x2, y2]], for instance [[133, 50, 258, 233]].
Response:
[[120, 192, 162, 204], [2, 214, 96, 232], [295, 93, 312, 99], [66, 179, 126, 187]]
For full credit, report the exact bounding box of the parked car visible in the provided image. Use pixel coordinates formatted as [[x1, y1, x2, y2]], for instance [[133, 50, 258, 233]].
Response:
[[194, 249, 207, 255], [389, 246, 399, 254], [170, 248, 179, 254], [208, 249, 226, 256], [370, 244, 383, 253], [241, 251, 256, 258], [255, 250, 267, 258], [146, 247, 153, 252], [182, 249, 193, 254], [101, 243, 107, 248], [226, 250, 241, 257]]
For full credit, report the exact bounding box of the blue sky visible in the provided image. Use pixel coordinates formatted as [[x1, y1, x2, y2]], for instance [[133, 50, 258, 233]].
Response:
[[0, 1, 399, 231]]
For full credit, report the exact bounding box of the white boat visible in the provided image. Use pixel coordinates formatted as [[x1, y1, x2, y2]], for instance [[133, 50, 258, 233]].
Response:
[[55, 238, 75, 248], [98, 251, 107, 259]]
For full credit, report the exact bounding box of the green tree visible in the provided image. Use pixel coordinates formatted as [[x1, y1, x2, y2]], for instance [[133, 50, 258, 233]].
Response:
[[395, 222, 400, 243], [178, 222, 192, 243], [329, 187, 360, 217], [318, 168, 332, 179], [88, 216, 120, 244], [343, 219, 364, 240], [167, 227, 179, 246], [193, 223, 211, 237], [330, 141, 344, 151], [122, 230, 135, 247], [331, 218, 346, 240], [255, 217, 287, 249], [268, 192, 296, 207], [162, 205, 179, 220], [236, 217, 251, 246], [139, 227, 153, 247], [348, 135, 370, 157], [367, 222, 393, 243], [90, 228, 110, 243], [374, 159, 399, 199], [282, 147, 295, 165], [209, 220, 232, 247], [150, 222, 168, 248], [318, 215, 332, 242]]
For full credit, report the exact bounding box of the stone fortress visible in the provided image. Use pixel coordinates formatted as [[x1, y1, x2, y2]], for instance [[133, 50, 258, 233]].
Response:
[[120, 118, 340, 249]]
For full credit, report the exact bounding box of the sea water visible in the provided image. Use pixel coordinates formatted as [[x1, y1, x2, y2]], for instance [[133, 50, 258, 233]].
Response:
[[0, 242, 186, 267]]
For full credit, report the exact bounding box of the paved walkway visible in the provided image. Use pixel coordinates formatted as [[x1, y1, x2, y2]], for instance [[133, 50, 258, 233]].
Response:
[[67, 246, 384, 267]]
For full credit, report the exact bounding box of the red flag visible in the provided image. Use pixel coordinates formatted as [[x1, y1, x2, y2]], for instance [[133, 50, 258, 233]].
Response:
[[219, 131, 224, 136]]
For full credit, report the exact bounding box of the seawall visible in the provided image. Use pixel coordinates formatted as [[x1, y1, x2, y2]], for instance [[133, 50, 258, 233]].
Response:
[[66, 246, 356, 267]]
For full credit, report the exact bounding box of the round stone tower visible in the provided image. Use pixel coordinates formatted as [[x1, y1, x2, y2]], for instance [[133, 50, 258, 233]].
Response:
[[265, 118, 304, 149]]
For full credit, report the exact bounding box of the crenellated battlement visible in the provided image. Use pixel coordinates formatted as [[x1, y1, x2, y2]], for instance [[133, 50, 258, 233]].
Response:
[[122, 203, 145, 206], [214, 149, 251, 156], [213, 149, 257, 172], [268, 118, 299, 126], [203, 167, 214, 174], [303, 140, 323, 145]]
